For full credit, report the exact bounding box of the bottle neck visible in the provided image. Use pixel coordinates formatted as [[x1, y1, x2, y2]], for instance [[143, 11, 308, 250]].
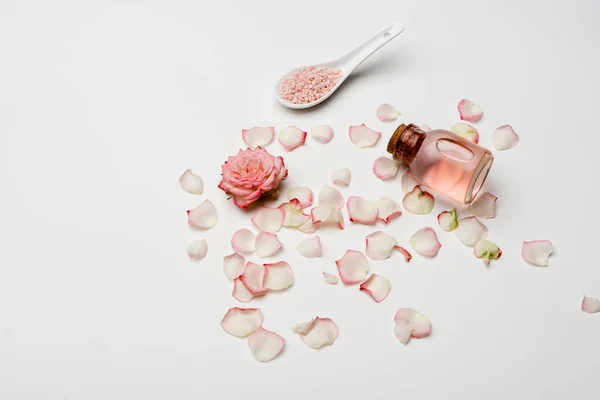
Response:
[[387, 123, 426, 166]]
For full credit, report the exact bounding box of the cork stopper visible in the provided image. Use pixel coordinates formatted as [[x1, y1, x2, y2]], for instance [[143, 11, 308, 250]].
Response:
[[387, 123, 427, 166]]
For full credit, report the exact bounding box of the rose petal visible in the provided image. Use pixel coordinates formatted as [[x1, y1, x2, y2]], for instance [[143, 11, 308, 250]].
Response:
[[360, 274, 391, 303], [365, 231, 397, 260], [310, 205, 344, 229], [297, 236, 322, 258], [349, 124, 381, 148], [295, 317, 339, 349], [457, 99, 483, 122], [310, 124, 334, 143], [242, 126, 275, 148], [467, 192, 497, 219], [376, 103, 401, 122], [449, 122, 479, 144], [223, 253, 246, 281], [278, 125, 307, 151], [263, 261, 295, 291], [493, 125, 520, 151], [220, 307, 263, 337], [347, 196, 378, 225], [581, 295, 600, 314], [402, 186, 435, 215], [179, 169, 203, 195], [240, 262, 268, 294], [232, 278, 255, 303], [375, 197, 402, 223], [335, 250, 369, 284], [394, 308, 432, 344], [278, 201, 311, 228], [250, 206, 285, 233], [187, 200, 217, 228], [186, 239, 208, 261], [255, 232, 283, 258], [286, 187, 314, 209], [297, 217, 321, 233], [331, 168, 351, 187], [395, 246, 412, 262], [409, 227, 441, 257], [373, 157, 399, 180], [248, 327, 285, 362], [322, 272, 339, 285], [474, 239, 502, 265], [455, 217, 488, 247], [521, 240, 553, 266], [318, 185, 344, 209], [231, 229, 256, 253], [401, 169, 419, 193], [437, 208, 458, 231], [420, 124, 432, 132]]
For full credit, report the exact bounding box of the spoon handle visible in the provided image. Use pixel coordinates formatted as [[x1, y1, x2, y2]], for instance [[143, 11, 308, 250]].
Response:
[[338, 22, 404, 74]]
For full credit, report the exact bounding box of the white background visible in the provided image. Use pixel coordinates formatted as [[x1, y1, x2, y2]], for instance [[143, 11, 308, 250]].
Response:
[[1, 0, 599, 399]]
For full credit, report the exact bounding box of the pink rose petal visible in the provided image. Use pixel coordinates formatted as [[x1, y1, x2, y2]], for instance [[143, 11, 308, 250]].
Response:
[[493, 125, 520, 151], [221, 307, 264, 337], [223, 253, 246, 282], [349, 124, 381, 148], [232, 278, 255, 303], [254, 232, 282, 258], [231, 229, 256, 253], [521, 240, 553, 266], [286, 187, 314, 209], [360, 274, 391, 303], [311, 205, 344, 229], [474, 239, 502, 265], [437, 209, 458, 232], [458, 99, 483, 122], [250, 206, 285, 233], [394, 308, 432, 345], [179, 169, 203, 195], [278, 200, 311, 228], [455, 217, 488, 247], [420, 124, 432, 132], [467, 192, 497, 219], [240, 262, 268, 295], [450, 122, 479, 144], [186, 239, 208, 261], [581, 295, 600, 314], [331, 168, 351, 187], [335, 250, 369, 284], [263, 261, 295, 291], [297, 217, 321, 233], [278, 125, 307, 151], [293, 317, 339, 349], [409, 227, 441, 257], [376, 103, 401, 122], [365, 231, 397, 261], [242, 126, 275, 148], [318, 185, 344, 209], [373, 157, 399, 180], [401, 169, 419, 193], [322, 272, 339, 285], [347, 196, 378, 225], [396, 246, 412, 262], [297, 236, 322, 258], [187, 200, 218, 229], [403, 185, 435, 215], [375, 197, 402, 223], [248, 327, 285, 362], [310, 124, 334, 143]]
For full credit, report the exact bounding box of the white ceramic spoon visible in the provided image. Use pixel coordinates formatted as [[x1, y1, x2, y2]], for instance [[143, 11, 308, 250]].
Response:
[[275, 21, 404, 110]]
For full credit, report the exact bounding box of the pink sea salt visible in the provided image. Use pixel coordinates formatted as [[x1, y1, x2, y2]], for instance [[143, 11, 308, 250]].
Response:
[[280, 66, 343, 104]]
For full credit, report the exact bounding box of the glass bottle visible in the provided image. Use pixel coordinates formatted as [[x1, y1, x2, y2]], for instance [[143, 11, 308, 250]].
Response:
[[387, 123, 494, 204]]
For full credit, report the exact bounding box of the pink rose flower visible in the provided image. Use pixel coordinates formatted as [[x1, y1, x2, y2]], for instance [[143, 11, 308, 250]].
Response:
[[218, 147, 288, 209]]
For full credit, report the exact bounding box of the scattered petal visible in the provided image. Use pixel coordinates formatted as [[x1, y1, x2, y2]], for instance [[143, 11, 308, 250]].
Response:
[[395, 246, 412, 262], [278, 125, 307, 151], [375, 197, 402, 223], [349, 124, 381, 148], [493, 125, 520, 151], [242, 126, 275, 148], [318, 185, 344, 209], [401, 169, 419, 193], [186, 239, 208, 261], [291, 320, 315, 335], [419, 124, 432, 132], [467, 192, 497, 219], [365, 231, 397, 261], [454, 217, 488, 247], [220, 307, 263, 338], [250, 206, 285, 233], [437, 208, 459, 231], [286, 187, 314, 209], [331, 168, 351, 187], [347, 196, 378, 225], [263, 261, 295, 291], [311, 205, 344, 229], [474, 239, 502, 265], [310, 124, 334, 143], [521, 240, 553, 266], [231, 229, 256, 253], [402, 186, 435, 215], [373, 157, 399, 180], [248, 327, 285, 362], [394, 308, 432, 344], [232, 278, 255, 303], [278, 200, 311, 228], [322, 272, 339, 285], [581, 296, 600, 314], [409, 227, 441, 257], [297, 236, 322, 258], [450, 122, 479, 144], [223, 253, 246, 281], [179, 169, 203, 195], [187, 200, 218, 229], [294, 317, 339, 349], [457, 99, 483, 122], [255, 232, 283, 258], [377, 103, 401, 121], [240, 262, 268, 295], [336, 250, 369, 284], [297, 217, 321, 233], [360, 274, 391, 303]]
